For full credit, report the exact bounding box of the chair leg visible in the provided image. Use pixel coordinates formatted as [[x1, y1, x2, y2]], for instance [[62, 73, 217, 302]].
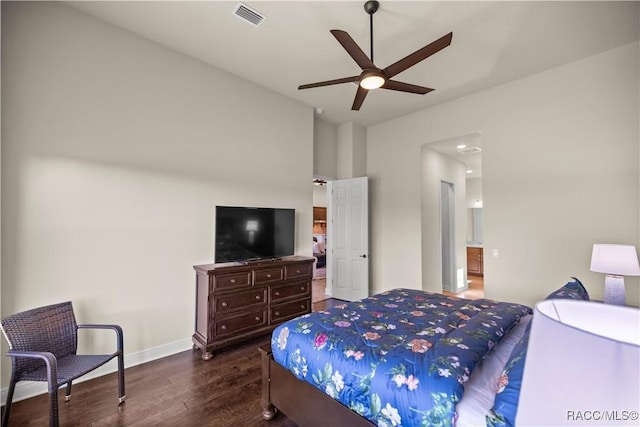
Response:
[[49, 388, 59, 427], [2, 377, 16, 427], [117, 352, 126, 404], [65, 380, 73, 402]]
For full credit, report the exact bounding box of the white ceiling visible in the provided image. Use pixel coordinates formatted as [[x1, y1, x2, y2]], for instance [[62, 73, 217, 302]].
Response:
[[61, 1, 638, 181], [64, 1, 639, 129], [428, 131, 482, 179]]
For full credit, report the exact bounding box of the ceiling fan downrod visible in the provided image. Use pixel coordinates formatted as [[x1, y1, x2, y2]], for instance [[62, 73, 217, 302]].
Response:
[[364, 0, 379, 63]]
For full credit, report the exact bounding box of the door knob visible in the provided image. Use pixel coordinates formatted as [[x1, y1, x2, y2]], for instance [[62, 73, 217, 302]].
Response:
[[359, 254, 367, 258]]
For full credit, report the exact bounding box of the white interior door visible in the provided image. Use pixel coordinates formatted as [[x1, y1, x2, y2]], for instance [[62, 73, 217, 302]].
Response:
[[327, 177, 369, 301]]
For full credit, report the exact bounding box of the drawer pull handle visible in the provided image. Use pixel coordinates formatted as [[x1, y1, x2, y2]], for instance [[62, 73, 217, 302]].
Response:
[[295, 270, 300, 274], [275, 291, 280, 296], [255, 295, 261, 300], [300, 286, 305, 291], [266, 274, 272, 278], [275, 311, 280, 316], [221, 325, 227, 330], [300, 305, 305, 309], [230, 279, 237, 284], [221, 302, 228, 308], [255, 316, 261, 322]]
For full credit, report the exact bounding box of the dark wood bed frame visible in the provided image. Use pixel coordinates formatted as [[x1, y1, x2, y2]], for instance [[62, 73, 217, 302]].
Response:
[[260, 344, 375, 426]]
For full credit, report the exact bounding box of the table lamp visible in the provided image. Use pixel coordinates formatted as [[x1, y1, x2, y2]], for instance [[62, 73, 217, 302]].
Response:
[[590, 243, 640, 305], [517, 299, 640, 426]]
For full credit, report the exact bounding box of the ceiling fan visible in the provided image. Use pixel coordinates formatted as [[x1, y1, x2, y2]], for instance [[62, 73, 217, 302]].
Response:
[[298, 0, 453, 111]]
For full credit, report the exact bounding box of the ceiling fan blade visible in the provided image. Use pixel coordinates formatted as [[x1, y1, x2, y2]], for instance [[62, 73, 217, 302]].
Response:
[[351, 86, 369, 111], [298, 76, 359, 90], [330, 30, 376, 70], [383, 32, 453, 79], [383, 80, 434, 94]]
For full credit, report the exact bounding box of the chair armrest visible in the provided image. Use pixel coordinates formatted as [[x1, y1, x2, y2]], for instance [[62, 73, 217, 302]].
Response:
[[78, 324, 124, 353], [6, 350, 58, 392]]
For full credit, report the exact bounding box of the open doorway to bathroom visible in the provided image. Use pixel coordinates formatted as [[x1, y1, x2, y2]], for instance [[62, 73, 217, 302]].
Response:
[[465, 204, 484, 299], [426, 133, 485, 300]]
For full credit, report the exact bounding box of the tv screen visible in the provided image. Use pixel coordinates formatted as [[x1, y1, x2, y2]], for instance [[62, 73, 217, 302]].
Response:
[[215, 206, 295, 263]]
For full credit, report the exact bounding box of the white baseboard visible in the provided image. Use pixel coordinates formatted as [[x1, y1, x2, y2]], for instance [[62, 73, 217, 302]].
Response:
[[0, 337, 193, 406]]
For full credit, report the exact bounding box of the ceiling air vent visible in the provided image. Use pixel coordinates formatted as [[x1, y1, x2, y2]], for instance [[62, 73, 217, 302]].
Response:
[[457, 146, 482, 155], [232, 3, 266, 27]]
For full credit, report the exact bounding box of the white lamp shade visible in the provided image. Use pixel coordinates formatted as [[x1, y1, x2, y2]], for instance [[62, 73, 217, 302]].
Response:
[[517, 300, 640, 426], [590, 244, 640, 276]]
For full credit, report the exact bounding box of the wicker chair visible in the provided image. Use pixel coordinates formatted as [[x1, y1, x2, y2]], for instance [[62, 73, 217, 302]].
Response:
[[1, 301, 125, 427]]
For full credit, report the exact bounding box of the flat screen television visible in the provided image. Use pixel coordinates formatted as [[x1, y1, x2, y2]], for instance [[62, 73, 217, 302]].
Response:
[[215, 206, 295, 263]]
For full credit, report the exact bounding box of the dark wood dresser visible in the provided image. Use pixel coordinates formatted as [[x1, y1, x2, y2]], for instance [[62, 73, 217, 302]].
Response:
[[192, 256, 314, 360]]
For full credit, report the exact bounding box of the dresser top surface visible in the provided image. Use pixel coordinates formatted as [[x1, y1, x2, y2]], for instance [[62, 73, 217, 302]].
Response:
[[194, 256, 314, 274]]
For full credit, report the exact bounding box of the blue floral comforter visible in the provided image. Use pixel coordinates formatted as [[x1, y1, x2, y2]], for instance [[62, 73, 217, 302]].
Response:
[[271, 288, 532, 427]]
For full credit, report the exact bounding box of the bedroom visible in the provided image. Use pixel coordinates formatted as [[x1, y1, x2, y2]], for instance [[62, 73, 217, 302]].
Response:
[[1, 0, 639, 425]]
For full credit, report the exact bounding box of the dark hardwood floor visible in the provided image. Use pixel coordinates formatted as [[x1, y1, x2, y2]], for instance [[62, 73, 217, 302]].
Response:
[[1, 298, 342, 427]]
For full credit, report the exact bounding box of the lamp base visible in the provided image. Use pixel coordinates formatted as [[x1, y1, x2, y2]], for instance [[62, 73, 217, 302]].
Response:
[[604, 274, 625, 305]]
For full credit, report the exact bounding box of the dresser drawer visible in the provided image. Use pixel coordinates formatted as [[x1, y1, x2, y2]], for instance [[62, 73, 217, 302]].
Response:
[[270, 281, 310, 303], [254, 267, 284, 285], [285, 264, 312, 280], [214, 271, 252, 290], [214, 309, 267, 337], [214, 289, 266, 313], [270, 298, 310, 324], [193, 257, 315, 360]]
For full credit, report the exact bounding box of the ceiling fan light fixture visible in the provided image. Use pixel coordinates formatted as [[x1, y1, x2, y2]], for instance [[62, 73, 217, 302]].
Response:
[[359, 70, 385, 90]]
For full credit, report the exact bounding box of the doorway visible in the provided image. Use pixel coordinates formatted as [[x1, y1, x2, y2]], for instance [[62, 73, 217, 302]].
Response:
[[328, 177, 369, 302], [422, 133, 485, 299], [312, 177, 370, 303], [312, 180, 328, 304]]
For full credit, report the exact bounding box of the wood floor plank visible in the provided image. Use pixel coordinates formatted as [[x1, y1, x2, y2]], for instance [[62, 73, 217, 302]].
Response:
[[1, 299, 343, 426]]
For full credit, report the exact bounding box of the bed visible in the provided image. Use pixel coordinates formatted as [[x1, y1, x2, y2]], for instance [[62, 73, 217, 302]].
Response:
[[260, 280, 590, 427]]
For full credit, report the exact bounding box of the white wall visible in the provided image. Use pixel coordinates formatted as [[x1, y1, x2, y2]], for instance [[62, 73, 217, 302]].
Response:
[[313, 185, 328, 207], [1, 1, 313, 394], [368, 42, 639, 306], [337, 122, 367, 179], [466, 178, 482, 208], [313, 119, 337, 180], [352, 124, 367, 178], [420, 148, 467, 293]]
